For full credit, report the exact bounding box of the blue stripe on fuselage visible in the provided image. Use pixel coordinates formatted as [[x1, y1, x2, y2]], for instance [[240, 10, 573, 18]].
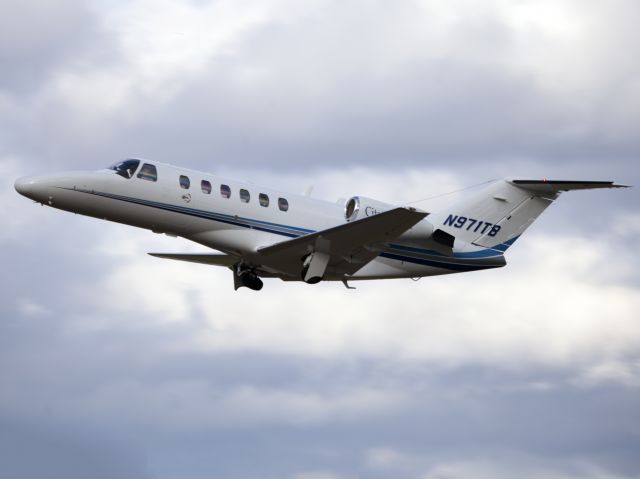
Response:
[[61, 188, 509, 272], [379, 252, 503, 271]]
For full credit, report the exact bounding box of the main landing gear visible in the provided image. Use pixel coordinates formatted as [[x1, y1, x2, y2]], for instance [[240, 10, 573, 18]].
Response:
[[301, 251, 330, 284], [233, 263, 263, 291]]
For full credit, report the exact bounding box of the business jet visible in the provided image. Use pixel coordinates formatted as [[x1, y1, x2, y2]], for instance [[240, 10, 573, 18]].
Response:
[[14, 159, 628, 291]]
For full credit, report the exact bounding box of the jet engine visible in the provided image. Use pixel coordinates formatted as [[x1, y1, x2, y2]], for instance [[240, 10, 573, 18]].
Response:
[[344, 196, 394, 222], [343, 195, 455, 253]]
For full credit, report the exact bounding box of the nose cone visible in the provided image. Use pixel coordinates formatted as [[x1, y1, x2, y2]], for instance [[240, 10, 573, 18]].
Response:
[[15, 176, 49, 201], [15, 176, 34, 196]]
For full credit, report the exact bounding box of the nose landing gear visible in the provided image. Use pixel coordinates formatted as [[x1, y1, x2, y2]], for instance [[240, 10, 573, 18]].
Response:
[[233, 263, 264, 291]]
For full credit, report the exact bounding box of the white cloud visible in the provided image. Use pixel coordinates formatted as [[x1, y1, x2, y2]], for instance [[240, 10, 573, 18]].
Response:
[[573, 359, 640, 388], [3, 2, 639, 477], [214, 166, 465, 208], [613, 212, 640, 238], [96, 0, 271, 101], [0, 159, 28, 238], [365, 447, 632, 479], [219, 386, 405, 425], [0, 157, 84, 240], [59, 380, 405, 430], [2, 0, 637, 177], [414, 0, 640, 111], [16, 298, 50, 318], [292, 472, 348, 479], [12, 0, 637, 148], [42, 0, 330, 121], [416, 458, 620, 479]]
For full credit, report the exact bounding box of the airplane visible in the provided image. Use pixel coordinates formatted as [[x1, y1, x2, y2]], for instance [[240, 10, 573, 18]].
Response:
[[14, 159, 628, 291]]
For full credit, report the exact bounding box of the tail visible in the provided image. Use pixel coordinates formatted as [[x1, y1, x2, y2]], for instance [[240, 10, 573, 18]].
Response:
[[429, 179, 629, 253]]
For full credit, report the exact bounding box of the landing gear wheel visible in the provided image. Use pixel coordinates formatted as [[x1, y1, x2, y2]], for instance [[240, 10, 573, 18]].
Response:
[[300, 251, 330, 284], [233, 263, 264, 291]]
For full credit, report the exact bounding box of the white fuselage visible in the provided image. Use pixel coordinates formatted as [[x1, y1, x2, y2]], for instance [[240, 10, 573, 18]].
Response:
[[14, 160, 506, 283]]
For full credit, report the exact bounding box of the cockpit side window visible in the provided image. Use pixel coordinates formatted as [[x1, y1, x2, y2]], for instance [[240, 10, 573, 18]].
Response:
[[137, 163, 158, 182], [109, 159, 140, 179]]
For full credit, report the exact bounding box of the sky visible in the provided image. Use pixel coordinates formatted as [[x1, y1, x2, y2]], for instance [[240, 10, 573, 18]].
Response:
[[1, 0, 640, 478]]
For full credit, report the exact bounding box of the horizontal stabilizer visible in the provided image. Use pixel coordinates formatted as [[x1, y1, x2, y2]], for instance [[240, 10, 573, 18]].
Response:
[[148, 253, 237, 267], [510, 179, 630, 193]]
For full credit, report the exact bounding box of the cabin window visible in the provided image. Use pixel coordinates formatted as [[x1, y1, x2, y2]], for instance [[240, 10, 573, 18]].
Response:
[[137, 163, 157, 182], [109, 159, 140, 179], [220, 184, 231, 198], [278, 197, 289, 212], [201, 180, 212, 194], [240, 189, 250, 203], [179, 175, 190, 189], [259, 193, 269, 207]]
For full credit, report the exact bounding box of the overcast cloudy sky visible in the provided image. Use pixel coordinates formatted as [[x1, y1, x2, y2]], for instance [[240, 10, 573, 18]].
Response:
[[1, 0, 640, 478]]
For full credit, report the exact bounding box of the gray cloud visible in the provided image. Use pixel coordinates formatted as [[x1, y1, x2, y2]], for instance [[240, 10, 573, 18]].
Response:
[[2, 202, 639, 477], [0, 419, 151, 479], [1, 0, 639, 478], [0, 0, 111, 95], [1, 0, 639, 178]]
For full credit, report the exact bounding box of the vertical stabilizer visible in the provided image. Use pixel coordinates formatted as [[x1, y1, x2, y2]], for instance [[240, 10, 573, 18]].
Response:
[[428, 179, 627, 252]]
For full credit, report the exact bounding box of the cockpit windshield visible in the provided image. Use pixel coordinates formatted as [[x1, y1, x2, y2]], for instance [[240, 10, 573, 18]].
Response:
[[109, 159, 140, 179]]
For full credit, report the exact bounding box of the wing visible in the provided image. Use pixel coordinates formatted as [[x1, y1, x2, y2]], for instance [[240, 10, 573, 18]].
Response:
[[148, 253, 237, 267], [257, 207, 428, 279]]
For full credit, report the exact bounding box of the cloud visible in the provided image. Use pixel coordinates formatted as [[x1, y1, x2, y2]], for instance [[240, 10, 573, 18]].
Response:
[[52, 0, 279, 115], [0, 418, 152, 479], [0, 157, 33, 238], [365, 447, 634, 479], [79, 210, 640, 372], [292, 472, 351, 479], [573, 359, 640, 388], [2, 0, 640, 174], [16, 297, 50, 317], [2, 1, 640, 478], [0, 0, 103, 94], [3, 165, 639, 479]]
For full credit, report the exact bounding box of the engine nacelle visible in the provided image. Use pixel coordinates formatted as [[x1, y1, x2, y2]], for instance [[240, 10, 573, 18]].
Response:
[[398, 220, 434, 242], [344, 195, 453, 253], [344, 196, 394, 222]]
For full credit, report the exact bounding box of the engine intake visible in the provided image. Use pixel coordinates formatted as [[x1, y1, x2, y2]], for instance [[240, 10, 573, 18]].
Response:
[[344, 196, 394, 222]]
